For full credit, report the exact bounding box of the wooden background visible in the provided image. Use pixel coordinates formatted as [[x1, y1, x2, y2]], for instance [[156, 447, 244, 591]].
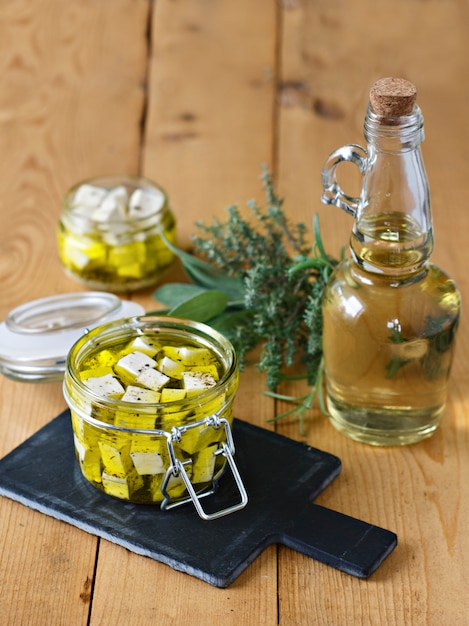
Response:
[[1, 1, 468, 624]]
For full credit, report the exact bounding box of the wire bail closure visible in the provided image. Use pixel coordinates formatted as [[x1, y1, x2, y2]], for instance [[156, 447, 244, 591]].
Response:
[[161, 415, 248, 520]]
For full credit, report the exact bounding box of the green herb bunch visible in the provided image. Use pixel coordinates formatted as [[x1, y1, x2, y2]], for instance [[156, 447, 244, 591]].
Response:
[[153, 167, 339, 434]]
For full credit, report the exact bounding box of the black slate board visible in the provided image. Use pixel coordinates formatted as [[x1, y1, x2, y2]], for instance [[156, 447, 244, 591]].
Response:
[[0, 410, 397, 587]]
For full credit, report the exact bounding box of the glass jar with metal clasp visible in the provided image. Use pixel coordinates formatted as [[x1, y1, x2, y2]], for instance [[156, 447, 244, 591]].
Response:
[[62, 314, 248, 520]]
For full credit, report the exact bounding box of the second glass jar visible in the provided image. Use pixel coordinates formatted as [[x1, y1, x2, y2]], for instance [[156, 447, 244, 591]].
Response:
[[58, 175, 177, 292]]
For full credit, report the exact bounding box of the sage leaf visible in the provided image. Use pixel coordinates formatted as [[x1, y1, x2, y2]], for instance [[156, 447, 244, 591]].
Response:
[[168, 290, 229, 323], [154, 283, 207, 308], [183, 263, 245, 300], [159, 230, 246, 300], [209, 309, 254, 337]]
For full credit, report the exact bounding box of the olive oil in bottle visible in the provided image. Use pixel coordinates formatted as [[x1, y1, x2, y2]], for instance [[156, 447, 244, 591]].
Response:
[[321, 78, 461, 445]]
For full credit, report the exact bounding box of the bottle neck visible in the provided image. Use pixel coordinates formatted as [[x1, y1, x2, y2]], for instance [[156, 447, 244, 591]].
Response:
[[350, 104, 434, 277]]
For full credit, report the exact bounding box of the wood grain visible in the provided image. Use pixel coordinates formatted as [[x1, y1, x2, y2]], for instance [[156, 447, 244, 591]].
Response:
[[276, 1, 469, 624], [0, 2, 150, 625], [142, 0, 277, 249], [0, 0, 150, 309], [1, 0, 469, 624]]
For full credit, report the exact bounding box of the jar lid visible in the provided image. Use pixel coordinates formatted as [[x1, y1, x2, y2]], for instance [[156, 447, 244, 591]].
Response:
[[0, 292, 145, 382]]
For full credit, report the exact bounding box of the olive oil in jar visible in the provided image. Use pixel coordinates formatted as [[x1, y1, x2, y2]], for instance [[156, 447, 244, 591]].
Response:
[[321, 78, 461, 445]]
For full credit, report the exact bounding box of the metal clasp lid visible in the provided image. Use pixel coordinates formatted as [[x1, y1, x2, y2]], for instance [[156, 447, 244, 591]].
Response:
[[161, 415, 248, 521]]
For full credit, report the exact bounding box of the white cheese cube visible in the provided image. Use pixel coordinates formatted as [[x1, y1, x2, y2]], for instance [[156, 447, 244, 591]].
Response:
[[101, 473, 130, 499], [130, 439, 166, 475], [73, 433, 87, 463], [192, 446, 217, 484], [121, 385, 161, 403], [130, 450, 165, 475], [64, 246, 92, 270], [83, 373, 125, 399], [136, 367, 170, 391], [114, 351, 157, 381], [126, 336, 160, 357], [92, 203, 124, 223], [72, 184, 107, 208], [101, 470, 143, 499], [92, 186, 129, 239], [161, 346, 213, 366], [160, 388, 186, 403], [182, 371, 217, 393], [128, 187, 165, 219], [98, 440, 132, 475], [165, 472, 188, 500], [187, 364, 219, 381], [158, 355, 185, 379], [98, 186, 129, 216]]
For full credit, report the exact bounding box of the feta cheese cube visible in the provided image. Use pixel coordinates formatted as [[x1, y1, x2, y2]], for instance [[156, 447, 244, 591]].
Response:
[[101, 470, 143, 500], [114, 409, 157, 430], [157, 355, 185, 379], [130, 449, 165, 475], [121, 385, 161, 403], [125, 336, 160, 357], [164, 472, 189, 500], [177, 421, 224, 455], [160, 388, 186, 403], [72, 184, 107, 208], [128, 187, 165, 219], [114, 351, 157, 382], [98, 440, 132, 475], [136, 367, 170, 392], [95, 185, 129, 219], [187, 364, 219, 381], [83, 373, 125, 399], [161, 346, 213, 366], [74, 434, 102, 483], [182, 371, 217, 395], [192, 446, 217, 484]]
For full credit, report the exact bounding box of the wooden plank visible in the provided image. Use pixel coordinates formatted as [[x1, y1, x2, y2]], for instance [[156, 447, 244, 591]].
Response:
[[141, 0, 277, 249], [89, 1, 279, 622], [276, 1, 469, 624], [90, 542, 278, 626], [0, 1, 151, 624], [0, 0, 150, 310], [0, 502, 97, 626]]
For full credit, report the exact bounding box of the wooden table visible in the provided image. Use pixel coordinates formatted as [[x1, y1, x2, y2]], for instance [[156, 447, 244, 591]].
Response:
[[1, 1, 468, 624]]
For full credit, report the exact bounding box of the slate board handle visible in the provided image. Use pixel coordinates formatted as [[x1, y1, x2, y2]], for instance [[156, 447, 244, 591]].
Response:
[[280, 503, 398, 578]]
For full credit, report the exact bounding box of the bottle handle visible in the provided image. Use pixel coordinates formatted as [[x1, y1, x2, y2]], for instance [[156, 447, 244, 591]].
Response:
[[321, 144, 368, 217]]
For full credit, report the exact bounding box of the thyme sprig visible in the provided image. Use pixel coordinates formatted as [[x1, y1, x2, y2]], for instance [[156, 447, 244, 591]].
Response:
[[153, 167, 339, 434]]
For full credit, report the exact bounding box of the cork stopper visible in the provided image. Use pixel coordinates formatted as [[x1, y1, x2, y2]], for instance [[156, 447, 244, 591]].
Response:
[[369, 77, 417, 116]]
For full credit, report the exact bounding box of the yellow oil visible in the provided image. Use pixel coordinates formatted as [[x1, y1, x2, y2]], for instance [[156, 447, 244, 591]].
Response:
[[350, 212, 434, 273], [71, 336, 234, 503], [322, 213, 460, 445], [58, 218, 177, 291]]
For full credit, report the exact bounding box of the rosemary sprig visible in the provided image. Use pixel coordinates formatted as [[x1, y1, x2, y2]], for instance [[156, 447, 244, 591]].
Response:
[[153, 166, 339, 433]]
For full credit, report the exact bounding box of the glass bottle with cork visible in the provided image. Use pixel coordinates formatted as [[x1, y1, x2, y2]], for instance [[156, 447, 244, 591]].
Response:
[[320, 77, 461, 445]]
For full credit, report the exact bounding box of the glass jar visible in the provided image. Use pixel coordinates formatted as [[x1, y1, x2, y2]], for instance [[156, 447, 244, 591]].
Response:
[[58, 175, 177, 292], [63, 315, 248, 520], [321, 78, 461, 446]]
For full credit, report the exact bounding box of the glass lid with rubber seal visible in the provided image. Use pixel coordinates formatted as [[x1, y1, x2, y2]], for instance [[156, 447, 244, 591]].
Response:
[[0, 292, 145, 382]]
